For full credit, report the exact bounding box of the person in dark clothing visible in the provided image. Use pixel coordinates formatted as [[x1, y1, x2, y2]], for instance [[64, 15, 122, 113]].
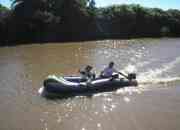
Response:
[[79, 65, 95, 81]]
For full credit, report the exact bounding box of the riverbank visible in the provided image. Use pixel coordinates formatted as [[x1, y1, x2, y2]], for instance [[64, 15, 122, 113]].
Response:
[[1, 36, 180, 47], [1, 3, 180, 46]]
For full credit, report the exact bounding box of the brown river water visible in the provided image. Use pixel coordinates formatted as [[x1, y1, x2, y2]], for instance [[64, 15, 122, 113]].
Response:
[[0, 38, 180, 130]]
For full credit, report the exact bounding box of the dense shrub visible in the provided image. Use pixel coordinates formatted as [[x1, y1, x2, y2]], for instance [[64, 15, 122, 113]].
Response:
[[0, 2, 180, 45]]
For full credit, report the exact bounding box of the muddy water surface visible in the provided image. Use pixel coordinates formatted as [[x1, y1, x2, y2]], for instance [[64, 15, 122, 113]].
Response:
[[0, 38, 180, 130]]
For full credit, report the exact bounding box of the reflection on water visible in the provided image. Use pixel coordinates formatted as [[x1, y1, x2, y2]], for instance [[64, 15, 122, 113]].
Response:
[[0, 38, 180, 130]]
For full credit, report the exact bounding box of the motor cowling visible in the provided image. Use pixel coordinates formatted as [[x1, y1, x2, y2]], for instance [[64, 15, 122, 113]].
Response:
[[128, 73, 136, 80]]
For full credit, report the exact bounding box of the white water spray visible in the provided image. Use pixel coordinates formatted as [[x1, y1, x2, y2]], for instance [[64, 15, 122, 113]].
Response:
[[137, 57, 180, 84], [122, 56, 180, 85]]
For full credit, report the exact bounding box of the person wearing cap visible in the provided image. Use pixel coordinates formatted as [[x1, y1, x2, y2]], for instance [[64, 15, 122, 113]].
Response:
[[79, 65, 95, 81], [100, 62, 118, 78]]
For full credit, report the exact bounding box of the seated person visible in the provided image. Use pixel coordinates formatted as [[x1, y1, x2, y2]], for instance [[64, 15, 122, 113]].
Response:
[[79, 65, 95, 81], [100, 62, 118, 78]]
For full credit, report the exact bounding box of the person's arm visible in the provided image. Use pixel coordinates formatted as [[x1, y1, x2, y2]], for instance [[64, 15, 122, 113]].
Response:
[[100, 67, 106, 75], [113, 68, 118, 73], [91, 72, 96, 79], [100, 70, 105, 77], [79, 69, 85, 75], [100, 71, 103, 75]]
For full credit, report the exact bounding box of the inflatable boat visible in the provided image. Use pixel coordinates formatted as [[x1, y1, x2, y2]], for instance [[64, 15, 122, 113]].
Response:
[[42, 73, 138, 96]]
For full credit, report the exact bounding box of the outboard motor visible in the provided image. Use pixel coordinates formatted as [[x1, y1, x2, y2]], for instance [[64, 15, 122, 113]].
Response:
[[128, 73, 136, 80]]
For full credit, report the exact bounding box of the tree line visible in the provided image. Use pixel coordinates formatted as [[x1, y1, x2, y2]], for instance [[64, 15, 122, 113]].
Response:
[[0, 0, 180, 45]]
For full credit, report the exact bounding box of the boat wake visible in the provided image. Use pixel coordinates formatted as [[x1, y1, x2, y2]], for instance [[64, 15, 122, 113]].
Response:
[[38, 86, 44, 95], [138, 76, 180, 85], [123, 57, 180, 85]]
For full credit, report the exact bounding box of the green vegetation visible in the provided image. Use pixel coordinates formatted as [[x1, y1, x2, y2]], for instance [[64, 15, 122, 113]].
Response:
[[0, 1, 180, 45]]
